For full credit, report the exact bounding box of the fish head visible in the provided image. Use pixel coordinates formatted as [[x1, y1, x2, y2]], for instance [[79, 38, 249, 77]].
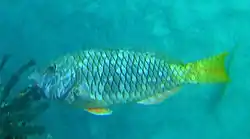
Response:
[[29, 62, 75, 100]]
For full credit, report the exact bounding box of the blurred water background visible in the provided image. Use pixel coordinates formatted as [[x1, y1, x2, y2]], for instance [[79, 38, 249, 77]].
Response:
[[1, 0, 250, 139]]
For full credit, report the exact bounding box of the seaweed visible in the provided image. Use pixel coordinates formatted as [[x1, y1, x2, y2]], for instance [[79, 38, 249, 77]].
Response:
[[0, 54, 11, 74], [0, 55, 50, 139], [0, 58, 36, 104]]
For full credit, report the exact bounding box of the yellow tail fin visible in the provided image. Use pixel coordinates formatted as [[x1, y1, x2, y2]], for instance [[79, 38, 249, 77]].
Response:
[[184, 52, 230, 83]]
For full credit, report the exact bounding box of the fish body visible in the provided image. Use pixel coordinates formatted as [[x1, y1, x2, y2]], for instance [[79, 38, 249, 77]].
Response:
[[30, 49, 230, 115]]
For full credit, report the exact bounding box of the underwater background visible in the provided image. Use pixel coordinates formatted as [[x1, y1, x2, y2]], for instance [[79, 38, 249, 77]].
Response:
[[1, 0, 250, 139]]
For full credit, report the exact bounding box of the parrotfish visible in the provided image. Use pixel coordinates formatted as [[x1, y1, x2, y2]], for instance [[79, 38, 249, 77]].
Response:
[[29, 49, 230, 116]]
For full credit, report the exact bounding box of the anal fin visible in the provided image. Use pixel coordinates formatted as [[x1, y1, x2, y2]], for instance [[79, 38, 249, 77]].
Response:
[[84, 108, 113, 116], [137, 87, 180, 105]]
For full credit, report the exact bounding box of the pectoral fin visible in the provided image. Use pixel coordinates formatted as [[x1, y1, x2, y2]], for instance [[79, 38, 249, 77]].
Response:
[[84, 108, 113, 116], [137, 87, 180, 105]]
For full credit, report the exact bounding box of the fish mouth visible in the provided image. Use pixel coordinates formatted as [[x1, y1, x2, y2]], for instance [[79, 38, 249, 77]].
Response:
[[39, 73, 74, 100], [28, 70, 58, 99], [29, 67, 74, 100]]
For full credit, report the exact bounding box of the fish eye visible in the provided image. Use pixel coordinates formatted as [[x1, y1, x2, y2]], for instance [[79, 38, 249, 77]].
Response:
[[46, 64, 56, 74]]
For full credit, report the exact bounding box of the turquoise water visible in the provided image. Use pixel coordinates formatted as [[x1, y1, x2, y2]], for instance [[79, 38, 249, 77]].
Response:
[[1, 0, 250, 139]]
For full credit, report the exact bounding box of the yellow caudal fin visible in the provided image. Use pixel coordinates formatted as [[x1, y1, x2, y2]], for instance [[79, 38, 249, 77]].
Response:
[[184, 52, 230, 83]]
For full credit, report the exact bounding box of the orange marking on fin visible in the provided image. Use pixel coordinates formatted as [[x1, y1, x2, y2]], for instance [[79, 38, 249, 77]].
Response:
[[85, 108, 112, 116]]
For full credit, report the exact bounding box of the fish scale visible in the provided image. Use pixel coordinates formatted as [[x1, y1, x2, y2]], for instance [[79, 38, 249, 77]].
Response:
[[82, 52, 111, 102]]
